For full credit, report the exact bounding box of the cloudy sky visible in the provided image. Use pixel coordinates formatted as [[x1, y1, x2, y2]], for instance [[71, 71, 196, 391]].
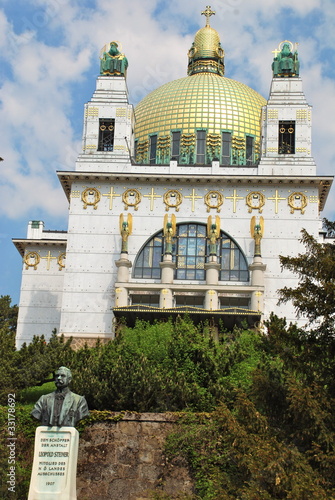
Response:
[[1, 0, 334, 304]]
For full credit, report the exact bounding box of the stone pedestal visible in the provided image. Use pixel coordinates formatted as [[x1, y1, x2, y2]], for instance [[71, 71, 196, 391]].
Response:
[[115, 254, 132, 282], [205, 258, 220, 285], [160, 254, 176, 284], [249, 257, 266, 312], [28, 426, 79, 500], [160, 288, 174, 308], [204, 289, 218, 310], [115, 287, 129, 307]]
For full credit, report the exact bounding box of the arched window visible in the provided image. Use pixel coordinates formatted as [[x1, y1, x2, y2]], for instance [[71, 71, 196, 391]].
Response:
[[133, 223, 249, 282]]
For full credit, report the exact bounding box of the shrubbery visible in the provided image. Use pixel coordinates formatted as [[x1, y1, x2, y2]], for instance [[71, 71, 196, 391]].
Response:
[[1, 221, 335, 499]]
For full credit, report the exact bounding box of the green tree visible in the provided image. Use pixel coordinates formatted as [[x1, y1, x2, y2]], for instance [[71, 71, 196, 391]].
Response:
[[0, 296, 19, 403], [278, 219, 335, 337], [0, 295, 18, 332]]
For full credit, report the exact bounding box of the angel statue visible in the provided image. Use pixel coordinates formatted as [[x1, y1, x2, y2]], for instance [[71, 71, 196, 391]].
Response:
[[207, 215, 220, 256], [250, 216, 264, 257], [163, 213, 176, 254], [119, 213, 133, 253]]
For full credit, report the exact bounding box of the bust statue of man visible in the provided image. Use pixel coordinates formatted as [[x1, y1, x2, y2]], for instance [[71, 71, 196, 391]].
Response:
[[31, 366, 89, 427]]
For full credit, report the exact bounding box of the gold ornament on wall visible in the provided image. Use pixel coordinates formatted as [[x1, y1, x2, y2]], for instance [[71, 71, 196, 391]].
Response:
[[204, 191, 223, 213], [122, 188, 142, 211], [246, 192, 265, 213], [81, 188, 101, 210], [250, 215, 264, 257], [57, 252, 66, 270], [24, 251, 40, 270], [163, 189, 182, 212], [288, 192, 308, 214]]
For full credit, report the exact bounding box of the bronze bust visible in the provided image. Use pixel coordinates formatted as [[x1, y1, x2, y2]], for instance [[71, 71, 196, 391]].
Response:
[[31, 367, 89, 427]]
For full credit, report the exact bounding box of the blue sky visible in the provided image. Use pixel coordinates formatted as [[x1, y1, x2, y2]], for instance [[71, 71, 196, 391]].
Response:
[[0, 0, 334, 305]]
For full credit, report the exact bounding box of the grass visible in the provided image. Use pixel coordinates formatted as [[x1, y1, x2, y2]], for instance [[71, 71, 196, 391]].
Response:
[[19, 381, 55, 403]]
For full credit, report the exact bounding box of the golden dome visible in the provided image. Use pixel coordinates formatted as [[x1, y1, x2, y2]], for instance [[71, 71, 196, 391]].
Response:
[[134, 73, 266, 165], [134, 7, 266, 166]]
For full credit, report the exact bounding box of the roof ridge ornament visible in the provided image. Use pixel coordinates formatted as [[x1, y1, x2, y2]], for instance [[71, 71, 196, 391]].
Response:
[[201, 5, 215, 27]]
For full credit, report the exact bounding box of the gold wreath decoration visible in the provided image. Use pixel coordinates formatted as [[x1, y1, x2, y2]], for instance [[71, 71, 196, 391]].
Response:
[[163, 190, 182, 212], [246, 192, 266, 213], [122, 188, 142, 211], [57, 252, 66, 270], [288, 192, 307, 214], [204, 191, 223, 213], [82, 188, 101, 210], [24, 251, 40, 270]]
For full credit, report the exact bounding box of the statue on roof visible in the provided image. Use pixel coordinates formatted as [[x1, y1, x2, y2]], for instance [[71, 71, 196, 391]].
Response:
[[272, 41, 299, 77], [100, 41, 128, 77]]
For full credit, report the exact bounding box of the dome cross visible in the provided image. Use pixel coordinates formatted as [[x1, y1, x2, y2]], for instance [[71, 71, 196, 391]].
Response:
[[201, 5, 215, 26]]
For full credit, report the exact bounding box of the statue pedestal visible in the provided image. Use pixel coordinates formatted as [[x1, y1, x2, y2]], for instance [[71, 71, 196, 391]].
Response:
[[28, 426, 79, 500]]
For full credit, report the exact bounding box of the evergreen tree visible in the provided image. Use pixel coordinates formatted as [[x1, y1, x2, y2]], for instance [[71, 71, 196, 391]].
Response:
[[278, 219, 335, 338]]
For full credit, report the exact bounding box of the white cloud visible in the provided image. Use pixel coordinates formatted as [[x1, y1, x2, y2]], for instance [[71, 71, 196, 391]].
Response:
[[0, 0, 334, 223]]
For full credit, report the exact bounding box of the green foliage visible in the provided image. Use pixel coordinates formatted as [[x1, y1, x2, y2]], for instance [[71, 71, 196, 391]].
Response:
[[71, 318, 263, 412], [0, 404, 38, 500], [0, 295, 18, 332], [279, 219, 335, 336], [0, 297, 76, 403], [17, 331, 74, 390], [19, 381, 55, 404], [2, 283, 335, 498]]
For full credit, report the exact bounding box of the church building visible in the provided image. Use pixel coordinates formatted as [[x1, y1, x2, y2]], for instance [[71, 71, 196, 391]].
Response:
[[14, 7, 332, 348]]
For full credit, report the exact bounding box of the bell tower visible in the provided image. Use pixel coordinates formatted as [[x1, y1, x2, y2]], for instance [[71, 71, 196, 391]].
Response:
[[259, 41, 316, 176], [77, 41, 135, 171]]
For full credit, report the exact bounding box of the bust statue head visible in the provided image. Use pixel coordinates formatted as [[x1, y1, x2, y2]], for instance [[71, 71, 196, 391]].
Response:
[[55, 366, 72, 390]]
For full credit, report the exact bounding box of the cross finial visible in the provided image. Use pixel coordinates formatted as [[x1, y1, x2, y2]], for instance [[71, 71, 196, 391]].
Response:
[[201, 5, 215, 26]]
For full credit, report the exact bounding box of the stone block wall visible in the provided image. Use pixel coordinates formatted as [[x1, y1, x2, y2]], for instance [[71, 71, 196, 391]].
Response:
[[77, 412, 194, 500]]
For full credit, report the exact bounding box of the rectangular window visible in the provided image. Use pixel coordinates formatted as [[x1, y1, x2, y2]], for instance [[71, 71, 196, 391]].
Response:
[[246, 136, 254, 165], [221, 131, 231, 165], [196, 130, 206, 164], [131, 294, 160, 307], [98, 119, 115, 151], [220, 297, 250, 310], [175, 295, 204, 308], [171, 131, 181, 162], [278, 121, 295, 154], [149, 135, 157, 164]]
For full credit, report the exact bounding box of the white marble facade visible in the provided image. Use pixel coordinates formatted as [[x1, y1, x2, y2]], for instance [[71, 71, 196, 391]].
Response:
[[14, 65, 332, 348]]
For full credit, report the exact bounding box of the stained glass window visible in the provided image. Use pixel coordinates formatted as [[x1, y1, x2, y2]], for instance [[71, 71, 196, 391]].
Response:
[[133, 224, 249, 282]]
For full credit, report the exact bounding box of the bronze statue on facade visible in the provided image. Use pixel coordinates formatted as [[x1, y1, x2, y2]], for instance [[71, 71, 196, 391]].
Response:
[[207, 215, 220, 256], [119, 213, 133, 253]]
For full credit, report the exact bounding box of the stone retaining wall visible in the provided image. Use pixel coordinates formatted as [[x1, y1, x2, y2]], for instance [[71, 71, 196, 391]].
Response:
[[77, 412, 194, 500]]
